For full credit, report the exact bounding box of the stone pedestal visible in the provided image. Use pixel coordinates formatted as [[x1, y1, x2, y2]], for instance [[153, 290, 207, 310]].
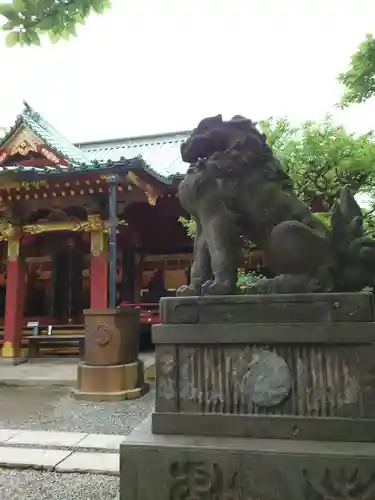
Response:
[[73, 308, 146, 402], [121, 415, 375, 500], [120, 292, 375, 499]]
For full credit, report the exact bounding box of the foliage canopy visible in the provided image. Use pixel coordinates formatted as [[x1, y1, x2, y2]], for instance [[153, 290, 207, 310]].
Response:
[[0, 0, 111, 46], [259, 115, 375, 212], [179, 116, 375, 238], [338, 34, 375, 107]]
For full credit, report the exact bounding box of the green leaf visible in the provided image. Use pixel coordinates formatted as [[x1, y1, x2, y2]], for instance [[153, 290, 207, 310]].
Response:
[[36, 16, 57, 31], [38, 0, 54, 7], [0, 3, 20, 21], [17, 30, 29, 46], [60, 29, 70, 41], [25, 28, 40, 45], [91, 0, 105, 14], [12, 0, 26, 11], [67, 21, 77, 37], [2, 19, 19, 30], [74, 12, 86, 25], [24, 0, 41, 8], [5, 30, 20, 47], [22, 0, 47, 16], [78, 2, 91, 17], [48, 31, 60, 44]]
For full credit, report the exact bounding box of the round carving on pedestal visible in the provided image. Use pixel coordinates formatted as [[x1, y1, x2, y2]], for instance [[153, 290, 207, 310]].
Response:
[[241, 350, 292, 407], [94, 324, 112, 346]]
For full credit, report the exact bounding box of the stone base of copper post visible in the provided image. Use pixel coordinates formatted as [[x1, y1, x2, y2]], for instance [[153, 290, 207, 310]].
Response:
[[73, 308, 147, 402], [73, 360, 146, 402]]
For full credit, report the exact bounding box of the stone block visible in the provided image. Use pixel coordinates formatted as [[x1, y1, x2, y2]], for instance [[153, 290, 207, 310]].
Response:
[[120, 416, 375, 500], [76, 433, 126, 450], [56, 451, 119, 475], [0, 429, 19, 443], [0, 447, 71, 470], [153, 293, 375, 441], [7, 430, 87, 447], [73, 360, 147, 402], [160, 292, 374, 324]]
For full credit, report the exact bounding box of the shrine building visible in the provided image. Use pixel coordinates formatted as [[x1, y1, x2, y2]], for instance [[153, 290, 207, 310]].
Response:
[[0, 102, 194, 359]]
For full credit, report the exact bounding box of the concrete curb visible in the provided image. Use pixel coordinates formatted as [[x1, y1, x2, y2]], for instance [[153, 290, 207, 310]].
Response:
[[0, 447, 119, 475], [0, 429, 127, 475]]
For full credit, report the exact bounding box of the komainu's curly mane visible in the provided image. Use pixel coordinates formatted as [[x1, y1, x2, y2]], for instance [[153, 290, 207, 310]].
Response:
[[181, 114, 272, 164]]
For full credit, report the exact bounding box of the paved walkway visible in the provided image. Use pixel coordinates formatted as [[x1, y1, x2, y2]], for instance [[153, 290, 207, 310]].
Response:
[[0, 428, 126, 475], [0, 355, 156, 479], [0, 352, 155, 386]]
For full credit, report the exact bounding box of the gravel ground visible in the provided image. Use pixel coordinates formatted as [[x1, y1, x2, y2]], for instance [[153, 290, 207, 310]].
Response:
[[0, 469, 119, 499], [0, 379, 154, 498], [0, 385, 154, 434]]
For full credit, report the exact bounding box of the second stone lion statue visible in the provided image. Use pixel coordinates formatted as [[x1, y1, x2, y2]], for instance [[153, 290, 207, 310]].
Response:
[[177, 114, 375, 296]]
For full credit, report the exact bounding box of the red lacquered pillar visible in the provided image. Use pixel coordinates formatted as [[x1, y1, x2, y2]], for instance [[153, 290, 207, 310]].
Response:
[[2, 229, 24, 359]]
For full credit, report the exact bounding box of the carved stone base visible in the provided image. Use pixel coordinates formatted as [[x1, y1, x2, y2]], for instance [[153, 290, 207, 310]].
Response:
[[121, 415, 375, 500], [72, 360, 147, 402], [153, 293, 375, 441]]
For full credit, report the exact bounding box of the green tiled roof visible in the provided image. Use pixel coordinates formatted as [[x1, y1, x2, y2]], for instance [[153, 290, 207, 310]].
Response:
[[0, 101, 91, 167], [0, 103, 190, 183]]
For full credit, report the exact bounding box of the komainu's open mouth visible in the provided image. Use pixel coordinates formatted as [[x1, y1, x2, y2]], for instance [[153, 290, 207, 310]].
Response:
[[181, 134, 227, 163]]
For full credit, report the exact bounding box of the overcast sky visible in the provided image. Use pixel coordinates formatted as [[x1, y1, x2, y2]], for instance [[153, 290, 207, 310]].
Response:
[[0, 0, 374, 142]]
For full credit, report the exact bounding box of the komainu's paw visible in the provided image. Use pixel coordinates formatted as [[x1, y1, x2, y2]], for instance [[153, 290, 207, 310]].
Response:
[[176, 284, 200, 297], [201, 279, 236, 296]]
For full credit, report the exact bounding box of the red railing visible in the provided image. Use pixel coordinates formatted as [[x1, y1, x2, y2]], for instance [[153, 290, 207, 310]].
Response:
[[119, 302, 160, 325], [0, 304, 161, 330]]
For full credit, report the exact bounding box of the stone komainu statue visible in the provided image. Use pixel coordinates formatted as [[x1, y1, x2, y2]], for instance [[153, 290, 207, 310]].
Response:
[[177, 114, 375, 296]]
